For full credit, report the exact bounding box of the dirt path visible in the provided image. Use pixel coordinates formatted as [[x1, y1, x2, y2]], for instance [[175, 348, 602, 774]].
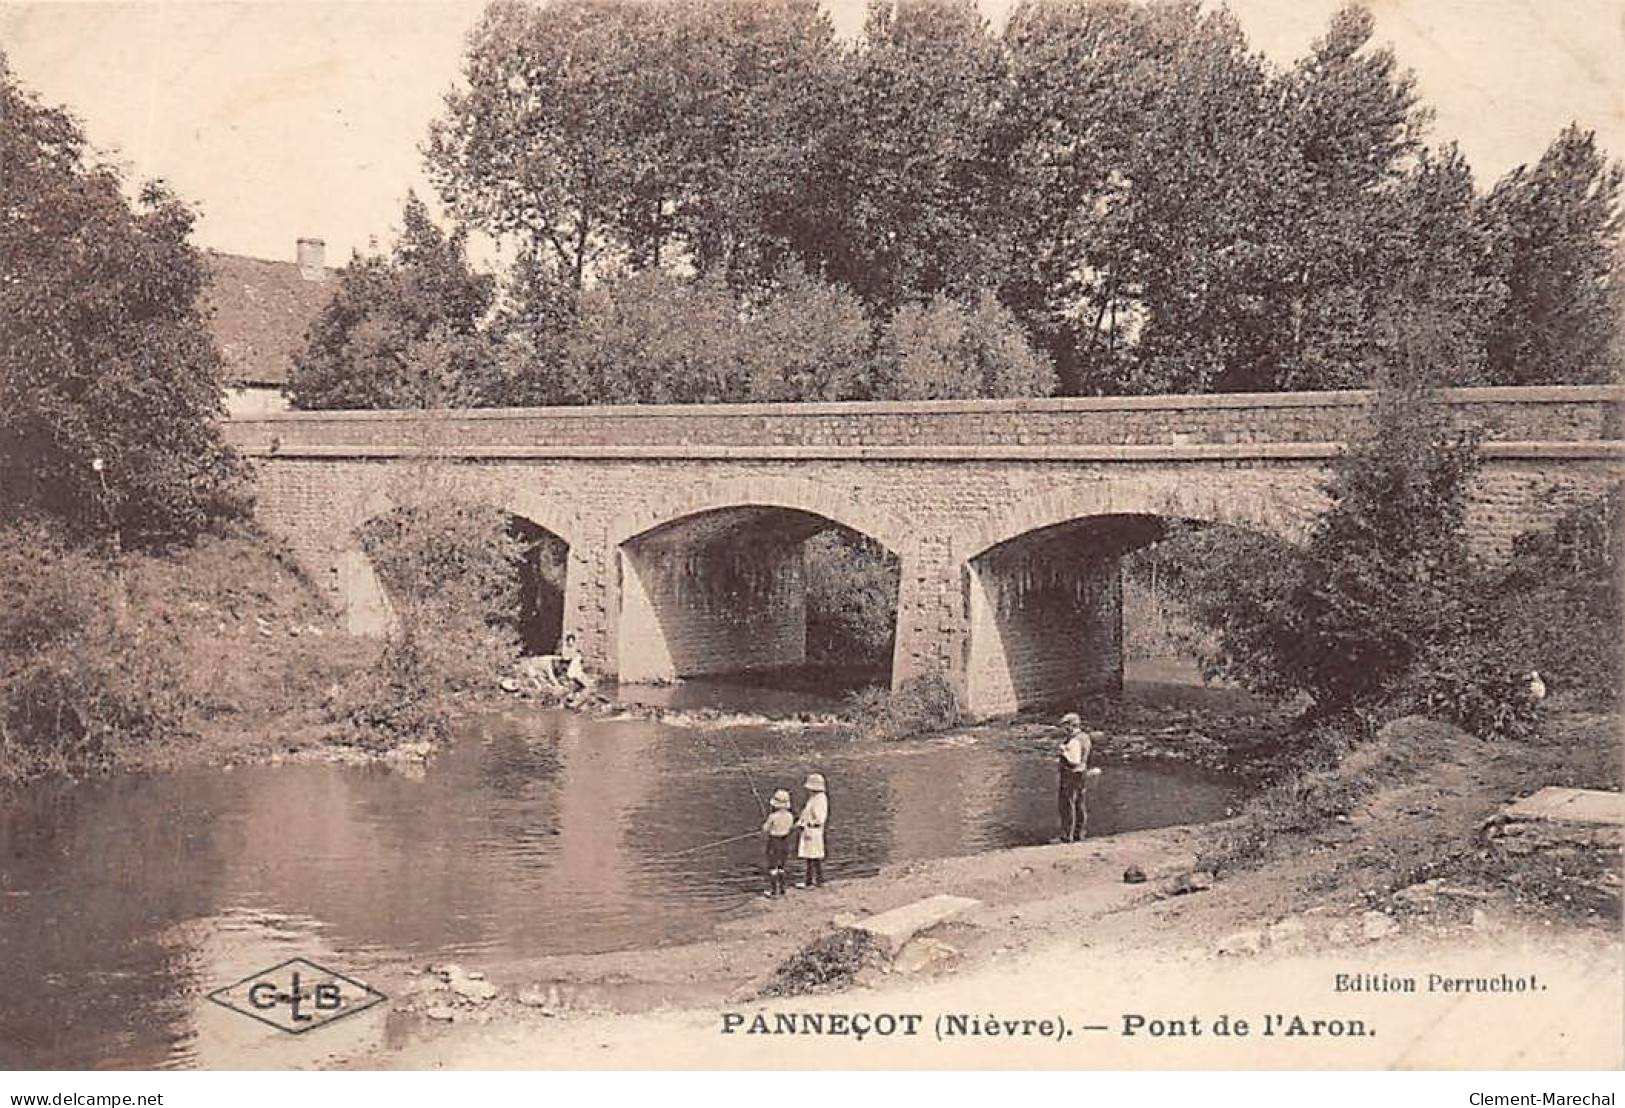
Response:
[[346, 904, 1621, 1070]]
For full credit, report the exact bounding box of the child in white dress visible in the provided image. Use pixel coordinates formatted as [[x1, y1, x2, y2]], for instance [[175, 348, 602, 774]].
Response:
[[795, 772, 829, 888]]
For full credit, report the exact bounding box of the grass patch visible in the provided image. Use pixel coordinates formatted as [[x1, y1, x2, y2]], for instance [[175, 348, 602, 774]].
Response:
[[756, 928, 887, 998], [844, 672, 962, 740]]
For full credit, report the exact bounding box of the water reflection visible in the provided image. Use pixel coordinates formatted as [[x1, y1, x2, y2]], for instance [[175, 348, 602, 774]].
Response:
[[1, 701, 1239, 1069]]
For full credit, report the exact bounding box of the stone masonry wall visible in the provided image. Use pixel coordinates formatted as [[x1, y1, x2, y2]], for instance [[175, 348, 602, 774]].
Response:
[[617, 543, 806, 683], [965, 550, 1123, 717], [224, 385, 1619, 453], [226, 385, 1622, 714]]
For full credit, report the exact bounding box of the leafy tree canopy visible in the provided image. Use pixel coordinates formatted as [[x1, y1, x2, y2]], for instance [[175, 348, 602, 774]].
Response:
[[287, 193, 500, 410], [389, 1, 1625, 405], [0, 52, 245, 547]]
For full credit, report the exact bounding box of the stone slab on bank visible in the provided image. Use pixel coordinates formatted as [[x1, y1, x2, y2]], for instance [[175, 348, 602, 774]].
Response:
[[854, 895, 981, 956], [1503, 787, 1624, 826]]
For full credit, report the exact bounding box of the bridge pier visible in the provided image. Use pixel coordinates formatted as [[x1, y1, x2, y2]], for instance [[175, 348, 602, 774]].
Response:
[[562, 540, 615, 675], [962, 538, 1125, 718], [615, 536, 808, 684], [891, 539, 969, 697]]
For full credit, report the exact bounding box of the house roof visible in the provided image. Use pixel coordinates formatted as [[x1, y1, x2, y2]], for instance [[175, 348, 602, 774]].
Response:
[[204, 251, 336, 387]]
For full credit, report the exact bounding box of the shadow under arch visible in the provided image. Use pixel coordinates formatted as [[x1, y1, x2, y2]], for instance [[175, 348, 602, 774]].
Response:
[[605, 474, 913, 556], [958, 482, 1311, 718], [955, 476, 1316, 567], [613, 488, 907, 690]]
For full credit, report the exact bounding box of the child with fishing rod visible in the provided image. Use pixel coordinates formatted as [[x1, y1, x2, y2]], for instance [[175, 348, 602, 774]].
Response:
[[761, 789, 795, 898]]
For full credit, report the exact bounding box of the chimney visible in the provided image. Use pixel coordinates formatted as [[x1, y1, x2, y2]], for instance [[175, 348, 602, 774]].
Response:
[[296, 237, 326, 281]]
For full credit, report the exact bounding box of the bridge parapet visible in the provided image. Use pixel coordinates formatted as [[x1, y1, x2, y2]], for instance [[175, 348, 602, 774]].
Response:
[[223, 385, 1622, 457]]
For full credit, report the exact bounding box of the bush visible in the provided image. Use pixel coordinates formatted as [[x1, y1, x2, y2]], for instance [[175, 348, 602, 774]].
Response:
[[546, 268, 881, 405], [804, 531, 898, 667], [1152, 379, 1485, 716], [880, 290, 1057, 400], [742, 269, 877, 402], [757, 928, 887, 998], [0, 523, 192, 781], [845, 672, 962, 740], [1395, 630, 1540, 742], [330, 477, 522, 746], [1489, 486, 1622, 703]]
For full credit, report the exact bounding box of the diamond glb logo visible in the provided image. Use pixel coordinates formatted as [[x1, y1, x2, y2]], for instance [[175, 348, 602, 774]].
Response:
[[207, 957, 387, 1034]]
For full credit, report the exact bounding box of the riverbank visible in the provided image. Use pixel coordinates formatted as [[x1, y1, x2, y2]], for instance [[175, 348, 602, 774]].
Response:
[[0, 526, 1290, 784], [321, 703, 1619, 1070]]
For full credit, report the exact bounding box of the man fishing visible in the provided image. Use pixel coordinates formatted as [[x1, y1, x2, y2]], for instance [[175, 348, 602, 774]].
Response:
[[1055, 713, 1098, 842]]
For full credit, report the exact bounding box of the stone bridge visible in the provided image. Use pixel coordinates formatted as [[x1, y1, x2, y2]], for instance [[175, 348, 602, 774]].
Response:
[[223, 385, 1622, 718]]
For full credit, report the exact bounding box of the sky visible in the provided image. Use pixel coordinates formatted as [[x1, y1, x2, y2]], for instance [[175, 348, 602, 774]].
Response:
[[2, 0, 1621, 264]]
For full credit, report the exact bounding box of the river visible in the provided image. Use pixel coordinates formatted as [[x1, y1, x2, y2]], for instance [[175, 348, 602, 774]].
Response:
[[0, 675, 1244, 1069]]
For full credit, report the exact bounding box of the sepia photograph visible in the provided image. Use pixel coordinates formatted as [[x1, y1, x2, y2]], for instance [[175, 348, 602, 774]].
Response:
[[0, 0, 1621, 1089]]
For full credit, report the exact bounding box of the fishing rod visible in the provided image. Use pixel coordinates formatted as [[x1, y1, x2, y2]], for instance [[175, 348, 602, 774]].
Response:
[[716, 726, 770, 818], [663, 830, 760, 858]]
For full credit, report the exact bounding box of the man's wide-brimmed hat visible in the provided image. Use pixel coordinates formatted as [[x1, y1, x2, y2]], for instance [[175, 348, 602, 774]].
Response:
[[770, 789, 791, 809], [1059, 712, 1082, 727], [803, 772, 826, 792]]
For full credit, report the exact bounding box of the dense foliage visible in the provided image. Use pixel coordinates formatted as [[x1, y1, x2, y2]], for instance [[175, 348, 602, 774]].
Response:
[[336, 474, 524, 744], [0, 523, 189, 781], [394, 0, 1624, 406], [1483, 127, 1625, 386], [0, 53, 245, 546], [1489, 487, 1623, 703], [803, 531, 899, 668], [880, 292, 1057, 400], [1139, 379, 1546, 737], [287, 194, 501, 410], [845, 672, 963, 742]]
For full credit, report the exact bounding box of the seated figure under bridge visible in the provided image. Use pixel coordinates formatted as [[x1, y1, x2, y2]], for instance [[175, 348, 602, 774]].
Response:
[[520, 633, 595, 694]]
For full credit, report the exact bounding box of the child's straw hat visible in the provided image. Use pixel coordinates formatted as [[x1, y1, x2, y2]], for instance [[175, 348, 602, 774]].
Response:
[[803, 772, 826, 792], [770, 789, 791, 809]]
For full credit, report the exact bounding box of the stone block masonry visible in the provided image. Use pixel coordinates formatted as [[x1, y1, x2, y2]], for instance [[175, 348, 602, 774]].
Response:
[[619, 539, 807, 684], [225, 385, 1622, 718]]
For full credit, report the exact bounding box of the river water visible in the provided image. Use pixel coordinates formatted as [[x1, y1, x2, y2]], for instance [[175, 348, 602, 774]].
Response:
[[0, 683, 1241, 1069]]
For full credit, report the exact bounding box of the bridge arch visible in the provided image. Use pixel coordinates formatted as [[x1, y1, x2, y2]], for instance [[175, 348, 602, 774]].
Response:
[[607, 474, 913, 556], [954, 473, 1317, 717], [329, 477, 581, 644], [609, 475, 911, 686], [955, 471, 1318, 565]]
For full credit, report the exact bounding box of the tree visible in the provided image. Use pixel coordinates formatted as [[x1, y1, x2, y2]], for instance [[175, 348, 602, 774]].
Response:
[[1245, 5, 1432, 392], [1364, 144, 1505, 387], [995, 1, 1283, 394], [557, 270, 750, 404], [880, 291, 1057, 400], [808, 0, 1006, 313], [1167, 377, 1483, 717], [1483, 125, 1624, 385], [548, 267, 878, 405], [428, 0, 843, 292], [741, 268, 876, 401], [489, 247, 580, 407], [287, 193, 499, 410], [660, 0, 847, 288], [0, 53, 245, 547]]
